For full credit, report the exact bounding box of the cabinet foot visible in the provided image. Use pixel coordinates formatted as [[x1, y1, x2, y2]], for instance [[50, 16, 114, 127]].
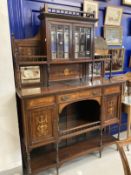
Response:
[[127, 144, 130, 151], [56, 167, 59, 175], [99, 150, 102, 158]]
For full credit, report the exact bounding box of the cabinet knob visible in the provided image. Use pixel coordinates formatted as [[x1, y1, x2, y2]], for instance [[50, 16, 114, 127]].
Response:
[[61, 96, 69, 101], [92, 91, 98, 96]]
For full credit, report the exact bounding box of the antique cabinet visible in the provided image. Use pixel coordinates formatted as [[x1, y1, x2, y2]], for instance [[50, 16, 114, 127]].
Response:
[[12, 4, 125, 175]]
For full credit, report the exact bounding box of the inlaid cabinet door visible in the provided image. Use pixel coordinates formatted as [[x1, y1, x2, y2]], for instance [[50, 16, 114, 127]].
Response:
[[102, 94, 120, 125], [28, 106, 56, 146]]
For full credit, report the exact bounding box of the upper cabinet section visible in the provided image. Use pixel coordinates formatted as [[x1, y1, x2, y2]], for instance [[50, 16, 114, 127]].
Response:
[[39, 4, 97, 61]]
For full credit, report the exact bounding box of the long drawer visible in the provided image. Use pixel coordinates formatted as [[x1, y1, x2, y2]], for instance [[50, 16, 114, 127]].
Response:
[[58, 88, 101, 103]]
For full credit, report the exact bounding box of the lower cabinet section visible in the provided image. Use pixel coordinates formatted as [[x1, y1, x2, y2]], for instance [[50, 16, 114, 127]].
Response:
[[19, 84, 123, 174]]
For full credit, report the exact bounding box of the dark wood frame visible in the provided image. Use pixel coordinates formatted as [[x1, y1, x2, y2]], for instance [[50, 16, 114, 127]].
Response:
[[105, 48, 125, 72], [122, 0, 131, 6], [104, 25, 123, 46], [129, 56, 131, 68], [105, 6, 123, 26]]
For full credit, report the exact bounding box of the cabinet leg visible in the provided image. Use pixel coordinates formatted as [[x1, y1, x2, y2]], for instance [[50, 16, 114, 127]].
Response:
[[117, 124, 120, 141], [56, 141, 59, 175], [99, 150, 102, 158], [99, 128, 103, 158], [27, 152, 32, 175], [127, 145, 130, 151], [56, 166, 59, 175], [126, 106, 131, 151]]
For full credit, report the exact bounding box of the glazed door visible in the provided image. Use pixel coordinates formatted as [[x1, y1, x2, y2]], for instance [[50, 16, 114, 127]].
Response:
[[47, 21, 72, 60], [73, 24, 94, 59]]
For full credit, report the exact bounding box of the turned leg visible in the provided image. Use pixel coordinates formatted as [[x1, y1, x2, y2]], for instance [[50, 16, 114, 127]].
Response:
[[56, 141, 60, 175], [27, 152, 32, 175], [99, 128, 103, 158], [127, 106, 131, 151]]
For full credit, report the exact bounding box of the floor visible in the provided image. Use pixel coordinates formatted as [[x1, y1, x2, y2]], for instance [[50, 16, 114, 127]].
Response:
[[1, 133, 131, 175], [41, 144, 131, 175]]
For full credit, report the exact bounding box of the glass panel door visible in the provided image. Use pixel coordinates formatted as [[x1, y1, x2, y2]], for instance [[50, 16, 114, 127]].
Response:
[[74, 27, 91, 59], [50, 24, 70, 60]]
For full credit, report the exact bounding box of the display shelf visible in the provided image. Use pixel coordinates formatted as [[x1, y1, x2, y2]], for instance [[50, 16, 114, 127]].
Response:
[[30, 134, 117, 174], [31, 148, 56, 174], [59, 120, 100, 140], [18, 58, 111, 66]]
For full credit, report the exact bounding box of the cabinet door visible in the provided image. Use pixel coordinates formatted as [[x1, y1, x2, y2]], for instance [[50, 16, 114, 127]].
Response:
[[102, 94, 120, 125], [48, 22, 71, 60], [73, 24, 93, 59], [28, 106, 56, 146]]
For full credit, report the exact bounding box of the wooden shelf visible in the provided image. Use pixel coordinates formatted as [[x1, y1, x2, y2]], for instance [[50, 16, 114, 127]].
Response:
[[30, 134, 117, 174], [59, 134, 117, 165], [18, 58, 111, 66], [31, 149, 56, 174], [19, 61, 47, 66], [59, 120, 100, 140]]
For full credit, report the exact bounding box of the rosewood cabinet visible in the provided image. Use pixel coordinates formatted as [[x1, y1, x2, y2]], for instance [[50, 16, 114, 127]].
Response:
[[12, 4, 125, 175], [16, 82, 124, 175]]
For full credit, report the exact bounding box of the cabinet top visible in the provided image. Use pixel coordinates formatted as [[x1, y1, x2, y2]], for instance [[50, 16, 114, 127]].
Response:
[[39, 4, 98, 23], [17, 77, 125, 99]]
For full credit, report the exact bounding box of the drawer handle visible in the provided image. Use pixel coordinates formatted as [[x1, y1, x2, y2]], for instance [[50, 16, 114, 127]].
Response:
[[92, 91, 99, 96], [61, 96, 69, 101]]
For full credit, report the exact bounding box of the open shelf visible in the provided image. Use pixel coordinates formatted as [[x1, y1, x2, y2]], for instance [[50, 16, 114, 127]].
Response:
[[59, 100, 101, 139], [19, 58, 111, 66], [59, 134, 117, 165], [59, 120, 100, 140], [30, 134, 118, 174], [31, 147, 56, 174]]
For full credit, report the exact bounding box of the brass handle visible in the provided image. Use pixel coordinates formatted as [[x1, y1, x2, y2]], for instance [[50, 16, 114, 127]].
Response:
[[61, 96, 69, 101], [92, 91, 98, 96]]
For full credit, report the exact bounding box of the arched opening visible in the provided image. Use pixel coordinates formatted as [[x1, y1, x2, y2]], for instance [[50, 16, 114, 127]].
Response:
[[59, 100, 101, 134]]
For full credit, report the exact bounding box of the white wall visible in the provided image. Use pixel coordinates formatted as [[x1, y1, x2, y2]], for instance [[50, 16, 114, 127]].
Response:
[[0, 0, 22, 172]]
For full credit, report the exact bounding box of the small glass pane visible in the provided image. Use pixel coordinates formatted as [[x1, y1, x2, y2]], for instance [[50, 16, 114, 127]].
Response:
[[51, 25, 57, 59], [74, 27, 91, 59], [64, 26, 69, 59], [51, 24, 70, 60], [57, 25, 64, 58]]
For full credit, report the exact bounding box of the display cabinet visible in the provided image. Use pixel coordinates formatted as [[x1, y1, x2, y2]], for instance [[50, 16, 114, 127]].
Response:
[[12, 4, 125, 175]]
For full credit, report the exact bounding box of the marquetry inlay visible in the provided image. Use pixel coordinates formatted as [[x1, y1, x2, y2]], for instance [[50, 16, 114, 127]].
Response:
[[64, 68, 70, 76], [36, 114, 48, 137], [107, 101, 113, 115], [30, 108, 53, 144]]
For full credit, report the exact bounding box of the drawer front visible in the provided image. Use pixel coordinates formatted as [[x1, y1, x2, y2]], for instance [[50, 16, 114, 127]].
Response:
[[58, 88, 101, 103], [79, 89, 101, 98], [104, 86, 120, 95], [58, 92, 79, 103], [26, 96, 55, 109]]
